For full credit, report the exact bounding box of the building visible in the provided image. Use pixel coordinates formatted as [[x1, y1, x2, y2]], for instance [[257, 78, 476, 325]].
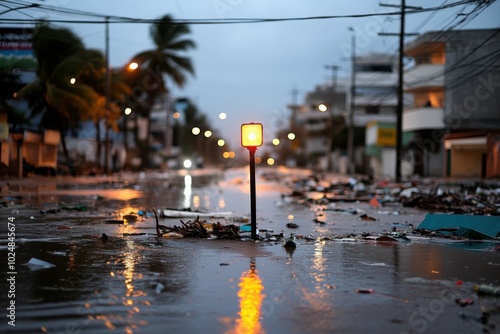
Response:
[[355, 53, 410, 178], [291, 81, 348, 171], [403, 29, 500, 178]]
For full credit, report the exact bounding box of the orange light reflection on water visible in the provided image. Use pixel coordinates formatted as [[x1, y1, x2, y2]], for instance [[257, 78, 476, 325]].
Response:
[[224, 259, 266, 334]]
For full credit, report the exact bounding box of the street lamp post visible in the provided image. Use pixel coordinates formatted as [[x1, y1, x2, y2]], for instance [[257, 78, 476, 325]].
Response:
[[241, 123, 263, 240]]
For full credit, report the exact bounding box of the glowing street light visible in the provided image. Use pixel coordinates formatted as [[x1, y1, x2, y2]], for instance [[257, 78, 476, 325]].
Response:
[[128, 62, 139, 70], [204, 130, 212, 138], [272, 138, 280, 146], [192, 127, 201, 135], [318, 103, 328, 112], [241, 122, 263, 240], [217, 139, 225, 147], [287, 132, 296, 141], [219, 112, 227, 120]]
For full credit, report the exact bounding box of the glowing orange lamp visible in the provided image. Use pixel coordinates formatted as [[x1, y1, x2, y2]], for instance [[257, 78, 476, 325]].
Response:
[[241, 123, 263, 240]]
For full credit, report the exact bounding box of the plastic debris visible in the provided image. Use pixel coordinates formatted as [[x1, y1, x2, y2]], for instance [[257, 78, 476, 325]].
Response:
[[473, 284, 500, 296], [155, 283, 165, 294], [455, 298, 474, 307], [24, 258, 55, 271]]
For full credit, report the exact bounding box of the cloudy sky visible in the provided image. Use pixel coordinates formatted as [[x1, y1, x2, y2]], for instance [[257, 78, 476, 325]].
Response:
[[3, 0, 500, 146]]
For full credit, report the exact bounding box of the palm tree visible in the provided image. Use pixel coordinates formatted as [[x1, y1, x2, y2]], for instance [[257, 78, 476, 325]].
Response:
[[128, 14, 195, 168], [17, 22, 127, 168]]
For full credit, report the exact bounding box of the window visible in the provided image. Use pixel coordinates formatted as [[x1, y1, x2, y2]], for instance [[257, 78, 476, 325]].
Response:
[[366, 105, 380, 114]]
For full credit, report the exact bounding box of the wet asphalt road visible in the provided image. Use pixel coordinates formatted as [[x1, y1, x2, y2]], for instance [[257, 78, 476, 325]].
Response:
[[0, 167, 499, 334]]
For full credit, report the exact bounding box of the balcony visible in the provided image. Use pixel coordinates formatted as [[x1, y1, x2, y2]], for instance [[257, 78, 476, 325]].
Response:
[[403, 107, 444, 132], [405, 64, 444, 92]]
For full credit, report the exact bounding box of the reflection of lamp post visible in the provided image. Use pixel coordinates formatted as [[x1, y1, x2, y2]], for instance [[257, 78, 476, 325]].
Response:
[[241, 123, 263, 240]]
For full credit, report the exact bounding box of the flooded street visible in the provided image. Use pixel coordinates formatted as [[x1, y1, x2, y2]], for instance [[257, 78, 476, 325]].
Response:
[[1, 167, 499, 334]]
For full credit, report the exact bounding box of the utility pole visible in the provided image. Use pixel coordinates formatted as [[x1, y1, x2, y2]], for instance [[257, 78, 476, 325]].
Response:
[[324, 65, 339, 172], [347, 27, 356, 175], [325, 64, 339, 89], [379, 1, 420, 182], [104, 16, 111, 174]]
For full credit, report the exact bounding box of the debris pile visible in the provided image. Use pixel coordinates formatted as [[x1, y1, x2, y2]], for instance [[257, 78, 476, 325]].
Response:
[[279, 174, 500, 216], [155, 213, 240, 239]]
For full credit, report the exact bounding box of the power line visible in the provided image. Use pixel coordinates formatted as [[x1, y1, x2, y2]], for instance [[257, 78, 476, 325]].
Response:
[[0, 0, 489, 25]]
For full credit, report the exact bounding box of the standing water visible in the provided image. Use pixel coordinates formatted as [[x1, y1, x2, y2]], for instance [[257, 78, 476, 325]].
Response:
[[0, 168, 498, 333]]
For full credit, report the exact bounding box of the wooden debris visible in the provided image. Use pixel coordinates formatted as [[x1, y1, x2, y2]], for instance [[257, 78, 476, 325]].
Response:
[[153, 209, 240, 239]]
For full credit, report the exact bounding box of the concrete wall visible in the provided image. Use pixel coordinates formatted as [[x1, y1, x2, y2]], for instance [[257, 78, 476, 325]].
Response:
[[444, 30, 500, 130]]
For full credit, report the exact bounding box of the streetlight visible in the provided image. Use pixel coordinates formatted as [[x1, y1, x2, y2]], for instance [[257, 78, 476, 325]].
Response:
[[241, 122, 263, 240], [318, 103, 328, 112]]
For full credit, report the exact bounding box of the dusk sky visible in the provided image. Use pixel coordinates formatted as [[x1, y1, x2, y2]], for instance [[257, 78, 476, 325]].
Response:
[[3, 0, 500, 147]]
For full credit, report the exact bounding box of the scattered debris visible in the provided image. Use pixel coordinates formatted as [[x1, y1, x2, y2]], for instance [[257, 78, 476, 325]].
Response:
[[455, 298, 474, 307], [355, 288, 375, 294], [415, 214, 500, 240], [155, 283, 165, 294], [158, 208, 232, 218], [474, 284, 500, 296], [153, 210, 240, 239], [23, 258, 55, 271]]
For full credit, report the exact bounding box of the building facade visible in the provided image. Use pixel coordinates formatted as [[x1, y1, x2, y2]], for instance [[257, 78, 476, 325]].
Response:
[[403, 29, 500, 178]]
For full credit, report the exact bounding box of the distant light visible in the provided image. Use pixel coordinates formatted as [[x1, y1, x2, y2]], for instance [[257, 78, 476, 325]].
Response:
[[229, 151, 235, 158], [288, 214, 294, 220], [173, 112, 181, 119], [223, 151, 230, 159], [192, 127, 200, 135], [183, 159, 192, 168], [128, 62, 139, 70], [272, 138, 280, 146], [287, 133, 296, 140], [318, 104, 328, 112], [217, 139, 225, 146], [70, 78, 76, 85], [267, 158, 275, 166], [124, 107, 132, 115], [219, 112, 227, 120], [204, 130, 212, 138]]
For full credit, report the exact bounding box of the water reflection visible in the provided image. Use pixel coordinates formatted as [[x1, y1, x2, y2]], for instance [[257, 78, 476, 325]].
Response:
[[183, 175, 192, 208], [225, 258, 265, 334], [312, 241, 327, 291]]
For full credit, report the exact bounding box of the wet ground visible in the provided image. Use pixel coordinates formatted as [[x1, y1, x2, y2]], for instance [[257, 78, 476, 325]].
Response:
[[0, 167, 499, 334]]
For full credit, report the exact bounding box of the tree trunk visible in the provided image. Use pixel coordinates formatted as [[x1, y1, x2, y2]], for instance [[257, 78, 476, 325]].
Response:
[[140, 117, 151, 169], [58, 125, 70, 167]]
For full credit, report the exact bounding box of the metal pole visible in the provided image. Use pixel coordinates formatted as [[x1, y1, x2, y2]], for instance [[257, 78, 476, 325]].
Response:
[[395, 0, 405, 182], [104, 16, 111, 174], [165, 96, 173, 158], [347, 28, 356, 175], [249, 148, 257, 240]]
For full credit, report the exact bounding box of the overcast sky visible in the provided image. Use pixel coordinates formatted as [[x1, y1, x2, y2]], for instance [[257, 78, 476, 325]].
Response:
[[3, 0, 500, 146]]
